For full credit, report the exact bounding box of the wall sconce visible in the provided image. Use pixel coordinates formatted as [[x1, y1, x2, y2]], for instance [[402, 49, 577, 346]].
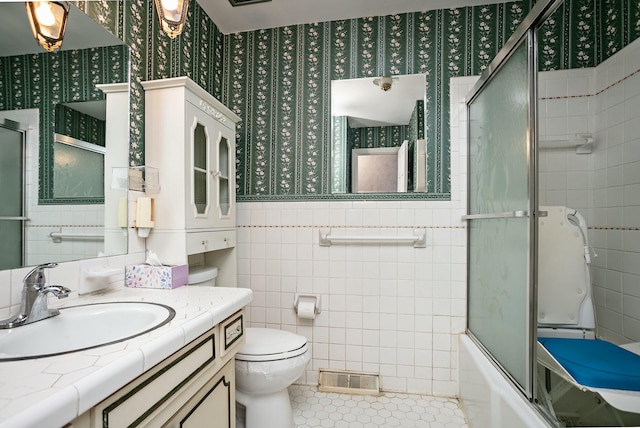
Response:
[[154, 0, 189, 38], [373, 76, 396, 92], [25, 1, 70, 53]]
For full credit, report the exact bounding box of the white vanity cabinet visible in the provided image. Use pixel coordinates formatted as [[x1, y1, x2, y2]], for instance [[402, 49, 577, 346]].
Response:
[[69, 310, 244, 428], [142, 77, 240, 284]]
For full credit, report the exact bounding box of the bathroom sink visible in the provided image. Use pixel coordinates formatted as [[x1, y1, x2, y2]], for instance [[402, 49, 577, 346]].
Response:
[[0, 302, 175, 361]]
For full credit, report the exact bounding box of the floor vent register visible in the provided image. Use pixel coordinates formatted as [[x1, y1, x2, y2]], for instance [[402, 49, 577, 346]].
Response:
[[318, 369, 381, 395]]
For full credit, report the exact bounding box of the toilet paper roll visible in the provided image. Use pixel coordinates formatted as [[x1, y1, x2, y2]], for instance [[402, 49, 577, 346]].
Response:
[[296, 296, 317, 320]]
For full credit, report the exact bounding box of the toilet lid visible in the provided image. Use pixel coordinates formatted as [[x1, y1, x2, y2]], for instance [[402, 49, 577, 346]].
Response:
[[236, 328, 308, 362]]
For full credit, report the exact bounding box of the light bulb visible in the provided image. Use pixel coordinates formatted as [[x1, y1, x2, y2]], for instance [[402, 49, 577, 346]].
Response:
[[161, 0, 179, 11], [35, 2, 56, 26]]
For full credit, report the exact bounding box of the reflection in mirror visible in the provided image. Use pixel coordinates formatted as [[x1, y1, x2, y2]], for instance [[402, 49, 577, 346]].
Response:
[[0, 2, 129, 269], [331, 73, 426, 194], [54, 103, 107, 200], [53, 134, 105, 199], [352, 142, 408, 193]]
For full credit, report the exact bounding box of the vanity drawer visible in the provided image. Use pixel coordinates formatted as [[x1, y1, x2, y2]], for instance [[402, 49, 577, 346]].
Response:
[[187, 229, 236, 255], [94, 330, 218, 427], [220, 310, 244, 358]]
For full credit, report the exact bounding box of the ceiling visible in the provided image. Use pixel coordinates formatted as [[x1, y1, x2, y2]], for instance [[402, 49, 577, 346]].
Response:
[[197, 0, 506, 34]]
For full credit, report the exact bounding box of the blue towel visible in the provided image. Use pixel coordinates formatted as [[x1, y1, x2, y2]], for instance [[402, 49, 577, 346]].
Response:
[[539, 338, 640, 391]]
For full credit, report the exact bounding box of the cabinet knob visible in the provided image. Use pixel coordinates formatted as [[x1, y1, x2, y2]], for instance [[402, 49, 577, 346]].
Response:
[[202, 240, 208, 247]]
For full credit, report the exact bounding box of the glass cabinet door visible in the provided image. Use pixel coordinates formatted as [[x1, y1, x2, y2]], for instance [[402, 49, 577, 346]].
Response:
[[187, 101, 235, 229], [217, 135, 230, 217], [192, 122, 209, 216]]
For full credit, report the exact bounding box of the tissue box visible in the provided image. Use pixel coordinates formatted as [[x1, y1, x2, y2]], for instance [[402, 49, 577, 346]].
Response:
[[125, 264, 188, 289]]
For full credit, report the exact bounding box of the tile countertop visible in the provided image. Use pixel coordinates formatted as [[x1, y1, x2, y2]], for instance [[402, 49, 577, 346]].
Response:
[[0, 285, 252, 428]]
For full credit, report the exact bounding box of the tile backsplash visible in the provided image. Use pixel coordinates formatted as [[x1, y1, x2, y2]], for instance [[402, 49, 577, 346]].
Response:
[[0, 233, 145, 321]]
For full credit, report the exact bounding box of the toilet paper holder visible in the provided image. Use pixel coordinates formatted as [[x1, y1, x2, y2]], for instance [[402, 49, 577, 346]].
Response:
[[293, 294, 321, 315]]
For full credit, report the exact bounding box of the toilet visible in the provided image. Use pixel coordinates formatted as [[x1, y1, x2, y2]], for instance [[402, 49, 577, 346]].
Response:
[[235, 327, 310, 428], [187, 267, 311, 427]]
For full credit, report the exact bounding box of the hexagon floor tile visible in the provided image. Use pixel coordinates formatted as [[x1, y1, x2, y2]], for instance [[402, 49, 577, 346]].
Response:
[[289, 384, 468, 428]]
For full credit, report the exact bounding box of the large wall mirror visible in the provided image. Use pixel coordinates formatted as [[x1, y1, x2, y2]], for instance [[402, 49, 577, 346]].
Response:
[[0, 2, 130, 269], [331, 73, 426, 195]]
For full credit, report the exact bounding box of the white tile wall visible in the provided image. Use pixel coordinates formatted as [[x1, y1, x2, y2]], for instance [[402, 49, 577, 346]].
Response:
[[591, 38, 640, 344], [237, 76, 476, 397], [538, 68, 595, 212], [0, 231, 145, 319], [538, 38, 640, 344], [237, 200, 466, 396]]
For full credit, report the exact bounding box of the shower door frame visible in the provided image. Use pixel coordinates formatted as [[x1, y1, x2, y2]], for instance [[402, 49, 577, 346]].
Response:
[[0, 118, 27, 269], [464, 0, 564, 403]]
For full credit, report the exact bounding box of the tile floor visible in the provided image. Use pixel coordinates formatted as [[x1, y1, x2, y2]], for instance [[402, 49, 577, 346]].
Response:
[[289, 385, 468, 428]]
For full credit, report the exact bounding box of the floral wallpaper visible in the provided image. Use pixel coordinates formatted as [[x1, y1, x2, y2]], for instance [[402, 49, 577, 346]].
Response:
[[225, 0, 640, 200], [55, 104, 106, 147], [0, 44, 128, 204], [19, 0, 637, 202], [119, 0, 226, 165]]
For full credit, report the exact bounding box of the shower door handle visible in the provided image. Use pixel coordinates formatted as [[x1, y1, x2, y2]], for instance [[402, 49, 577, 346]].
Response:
[[461, 211, 529, 220]]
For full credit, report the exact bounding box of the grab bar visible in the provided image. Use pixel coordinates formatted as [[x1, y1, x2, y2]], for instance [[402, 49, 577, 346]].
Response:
[[0, 216, 29, 221], [49, 231, 104, 243], [319, 228, 426, 248], [539, 133, 594, 154], [462, 211, 528, 220], [461, 210, 548, 220]]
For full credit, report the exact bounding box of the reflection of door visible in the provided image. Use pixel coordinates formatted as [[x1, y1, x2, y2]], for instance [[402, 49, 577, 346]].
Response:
[[0, 121, 25, 269], [397, 140, 408, 192], [351, 142, 410, 193]]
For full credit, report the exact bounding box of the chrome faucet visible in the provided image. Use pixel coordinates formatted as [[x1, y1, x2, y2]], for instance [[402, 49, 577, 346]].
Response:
[[0, 262, 71, 329]]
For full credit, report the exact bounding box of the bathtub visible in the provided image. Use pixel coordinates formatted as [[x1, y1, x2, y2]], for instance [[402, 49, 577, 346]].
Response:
[[458, 335, 552, 428]]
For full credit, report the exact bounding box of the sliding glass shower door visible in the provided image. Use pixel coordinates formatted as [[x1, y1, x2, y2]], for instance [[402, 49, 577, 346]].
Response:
[[466, 37, 534, 394], [465, 0, 564, 402]]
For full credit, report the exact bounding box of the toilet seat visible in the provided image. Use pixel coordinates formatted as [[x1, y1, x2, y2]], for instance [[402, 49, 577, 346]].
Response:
[[236, 328, 308, 362]]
